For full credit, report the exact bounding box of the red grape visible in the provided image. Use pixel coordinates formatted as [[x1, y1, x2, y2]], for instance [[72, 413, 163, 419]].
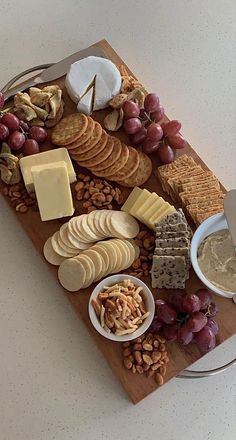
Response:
[[178, 325, 194, 345], [142, 137, 159, 154], [20, 120, 29, 132], [147, 123, 163, 141], [162, 120, 181, 136], [151, 106, 165, 122], [0, 91, 5, 110], [144, 93, 160, 113], [195, 326, 216, 354], [182, 293, 201, 313], [23, 139, 39, 156], [130, 126, 147, 145], [155, 299, 166, 307], [206, 318, 219, 335], [206, 302, 219, 317], [187, 312, 207, 332], [0, 123, 9, 140], [167, 133, 186, 149], [1, 113, 20, 132], [8, 131, 25, 150], [149, 316, 163, 332], [156, 304, 177, 325], [29, 126, 47, 143], [168, 291, 185, 312], [196, 288, 212, 309], [123, 117, 142, 135], [162, 324, 179, 341], [158, 143, 175, 164], [122, 100, 140, 118]]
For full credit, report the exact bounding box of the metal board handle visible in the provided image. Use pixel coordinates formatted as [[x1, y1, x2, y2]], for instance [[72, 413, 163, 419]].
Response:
[[178, 356, 236, 378], [1, 63, 54, 100]]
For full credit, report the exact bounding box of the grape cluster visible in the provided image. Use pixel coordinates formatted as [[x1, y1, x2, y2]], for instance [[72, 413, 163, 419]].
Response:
[[0, 92, 47, 156], [122, 92, 187, 164], [149, 288, 219, 354]]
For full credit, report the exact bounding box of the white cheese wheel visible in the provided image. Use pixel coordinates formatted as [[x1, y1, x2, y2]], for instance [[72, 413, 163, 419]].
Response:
[[65, 56, 121, 111]]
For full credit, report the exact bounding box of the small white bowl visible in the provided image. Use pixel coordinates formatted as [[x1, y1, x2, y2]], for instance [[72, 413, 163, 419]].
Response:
[[88, 274, 155, 342], [190, 212, 234, 298]]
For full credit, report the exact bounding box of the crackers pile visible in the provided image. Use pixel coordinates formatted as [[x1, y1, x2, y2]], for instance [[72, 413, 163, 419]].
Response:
[[51, 113, 152, 187], [44, 209, 139, 266], [151, 209, 191, 289], [157, 155, 224, 225], [58, 239, 140, 292]]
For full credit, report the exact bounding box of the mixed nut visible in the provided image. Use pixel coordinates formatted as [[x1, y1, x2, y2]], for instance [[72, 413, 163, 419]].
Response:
[[3, 182, 38, 213], [74, 173, 123, 212], [128, 229, 155, 278], [122, 332, 168, 385]]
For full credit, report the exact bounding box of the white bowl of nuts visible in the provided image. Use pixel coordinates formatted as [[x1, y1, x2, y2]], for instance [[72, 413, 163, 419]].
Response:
[[88, 274, 155, 342]]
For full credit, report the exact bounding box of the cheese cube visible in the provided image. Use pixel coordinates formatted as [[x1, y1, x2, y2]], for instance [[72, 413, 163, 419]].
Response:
[[121, 187, 142, 213], [31, 161, 74, 221], [20, 148, 76, 193]]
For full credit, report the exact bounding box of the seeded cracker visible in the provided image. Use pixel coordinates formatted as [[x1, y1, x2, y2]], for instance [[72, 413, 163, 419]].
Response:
[[152, 255, 187, 289]]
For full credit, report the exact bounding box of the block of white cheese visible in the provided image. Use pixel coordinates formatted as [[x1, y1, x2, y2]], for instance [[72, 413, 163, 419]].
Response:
[[31, 161, 74, 221], [65, 56, 121, 112], [20, 148, 76, 193], [77, 86, 94, 115]]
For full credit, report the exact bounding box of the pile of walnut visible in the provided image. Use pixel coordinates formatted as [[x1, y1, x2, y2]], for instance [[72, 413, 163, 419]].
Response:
[[13, 85, 64, 127], [3, 182, 38, 213], [122, 332, 168, 385], [128, 230, 155, 278], [74, 173, 123, 213]]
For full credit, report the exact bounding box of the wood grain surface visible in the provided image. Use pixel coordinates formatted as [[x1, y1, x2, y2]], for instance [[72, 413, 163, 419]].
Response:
[[1, 39, 235, 404]]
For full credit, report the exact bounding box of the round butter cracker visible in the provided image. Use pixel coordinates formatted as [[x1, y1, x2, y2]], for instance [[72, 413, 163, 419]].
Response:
[[51, 113, 88, 146], [43, 237, 65, 266], [92, 143, 129, 178], [117, 152, 152, 187], [89, 137, 122, 172], [66, 116, 95, 150], [108, 146, 140, 181]]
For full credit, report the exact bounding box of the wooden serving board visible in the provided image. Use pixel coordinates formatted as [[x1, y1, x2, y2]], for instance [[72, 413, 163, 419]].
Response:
[[1, 40, 236, 404]]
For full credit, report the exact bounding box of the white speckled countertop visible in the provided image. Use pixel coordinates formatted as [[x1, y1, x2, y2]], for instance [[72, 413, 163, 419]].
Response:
[[0, 1, 235, 439]]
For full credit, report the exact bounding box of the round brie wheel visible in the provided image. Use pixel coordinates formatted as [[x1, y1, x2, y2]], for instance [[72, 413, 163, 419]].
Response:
[[65, 56, 121, 111]]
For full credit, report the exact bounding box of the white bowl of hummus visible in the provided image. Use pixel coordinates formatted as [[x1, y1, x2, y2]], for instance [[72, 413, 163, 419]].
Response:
[[190, 212, 236, 298]]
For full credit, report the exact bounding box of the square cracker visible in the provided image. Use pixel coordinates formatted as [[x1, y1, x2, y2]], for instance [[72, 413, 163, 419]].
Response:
[[151, 255, 187, 289], [155, 236, 190, 249]]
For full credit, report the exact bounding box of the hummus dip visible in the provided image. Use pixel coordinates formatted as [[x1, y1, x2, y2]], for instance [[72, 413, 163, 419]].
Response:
[[198, 229, 236, 293]]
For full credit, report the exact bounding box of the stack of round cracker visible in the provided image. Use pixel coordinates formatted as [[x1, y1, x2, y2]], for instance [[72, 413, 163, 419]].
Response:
[[43, 209, 139, 266], [51, 113, 152, 187], [58, 238, 140, 292]]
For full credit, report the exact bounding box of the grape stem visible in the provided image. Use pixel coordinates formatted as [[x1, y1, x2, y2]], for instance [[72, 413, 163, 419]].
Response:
[[0, 107, 13, 116], [139, 111, 153, 124]]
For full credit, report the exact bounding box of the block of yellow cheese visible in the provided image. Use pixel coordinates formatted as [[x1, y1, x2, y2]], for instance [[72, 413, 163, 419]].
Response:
[[121, 187, 142, 213], [20, 148, 76, 193], [129, 189, 151, 217], [31, 161, 74, 221], [148, 205, 176, 229], [135, 192, 159, 221], [142, 197, 166, 222]]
